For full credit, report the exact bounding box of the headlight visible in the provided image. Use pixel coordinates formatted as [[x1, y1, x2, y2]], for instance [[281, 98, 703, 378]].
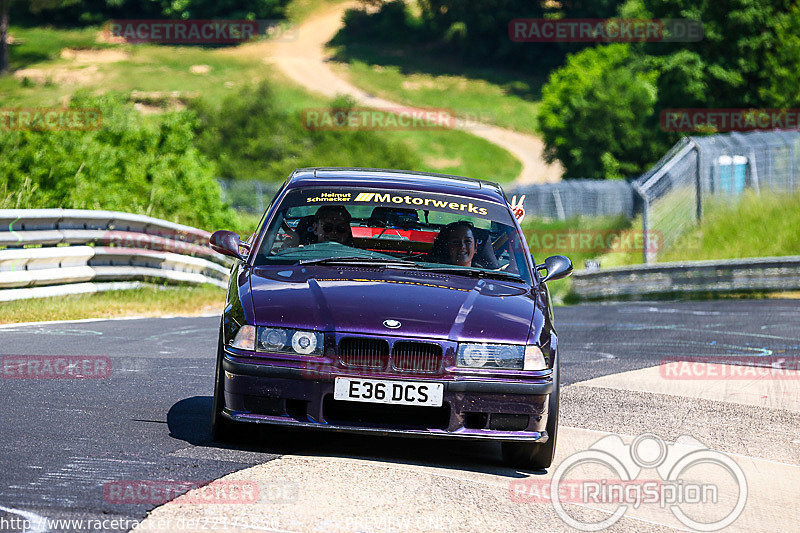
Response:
[[229, 325, 324, 356], [291, 330, 319, 355], [457, 343, 524, 369], [257, 327, 323, 356], [261, 328, 288, 351]]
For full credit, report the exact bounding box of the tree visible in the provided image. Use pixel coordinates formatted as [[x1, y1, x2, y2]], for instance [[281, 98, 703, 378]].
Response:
[[1, 0, 9, 74], [537, 44, 662, 179], [1, 0, 68, 75], [641, 0, 800, 108]]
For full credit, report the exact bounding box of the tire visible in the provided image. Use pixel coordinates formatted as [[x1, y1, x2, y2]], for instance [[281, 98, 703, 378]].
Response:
[[211, 326, 242, 442], [502, 359, 560, 470]]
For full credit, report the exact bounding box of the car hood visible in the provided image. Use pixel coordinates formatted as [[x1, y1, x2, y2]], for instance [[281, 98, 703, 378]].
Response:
[[249, 266, 536, 343]]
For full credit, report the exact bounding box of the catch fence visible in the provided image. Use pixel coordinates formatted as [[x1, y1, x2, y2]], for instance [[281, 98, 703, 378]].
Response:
[[635, 130, 800, 263], [218, 178, 637, 219]]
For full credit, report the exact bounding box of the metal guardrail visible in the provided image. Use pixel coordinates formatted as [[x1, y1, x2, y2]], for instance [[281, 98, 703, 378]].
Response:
[[571, 256, 800, 300], [0, 209, 231, 301]]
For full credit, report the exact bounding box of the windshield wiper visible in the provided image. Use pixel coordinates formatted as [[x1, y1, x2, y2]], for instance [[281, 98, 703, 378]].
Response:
[[298, 256, 420, 267], [419, 266, 524, 282]]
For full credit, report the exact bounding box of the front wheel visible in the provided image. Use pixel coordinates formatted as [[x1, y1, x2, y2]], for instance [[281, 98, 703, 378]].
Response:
[[502, 360, 559, 470], [211, 326, 242, 442]]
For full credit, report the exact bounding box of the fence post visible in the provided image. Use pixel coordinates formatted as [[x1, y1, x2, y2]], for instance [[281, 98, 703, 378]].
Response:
[[256, 181, 264, 214], [689, 138, 702, 222], [748, 147, 760, 194], [633, 183, 652, 264], [552, 188, 566, 220]]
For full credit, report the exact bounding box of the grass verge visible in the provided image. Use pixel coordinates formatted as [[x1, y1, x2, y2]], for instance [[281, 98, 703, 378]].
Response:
[[329, 55, 543, 135], [520, 214, 637, 303], [3, 25, 521, 184], [659, 191, 800, 262], [0, 284, 225, 324]]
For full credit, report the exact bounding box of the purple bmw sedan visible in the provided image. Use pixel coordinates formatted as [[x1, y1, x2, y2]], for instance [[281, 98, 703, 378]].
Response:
[[209, 168, 572, 469]]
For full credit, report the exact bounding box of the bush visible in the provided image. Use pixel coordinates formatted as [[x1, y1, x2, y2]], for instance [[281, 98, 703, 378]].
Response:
[[338, 1, 420, 43], [537, 44, 664, 179], [0, 92, 235, 231], [10, 0, 289, 26], [191, 82, 420, 183]]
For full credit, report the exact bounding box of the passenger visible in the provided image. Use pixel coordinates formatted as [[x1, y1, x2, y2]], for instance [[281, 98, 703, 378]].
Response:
[[429, 221, 477, 267]]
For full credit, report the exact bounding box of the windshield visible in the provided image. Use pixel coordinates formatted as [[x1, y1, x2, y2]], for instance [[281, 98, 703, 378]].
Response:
[[254, 187, 532, 284]]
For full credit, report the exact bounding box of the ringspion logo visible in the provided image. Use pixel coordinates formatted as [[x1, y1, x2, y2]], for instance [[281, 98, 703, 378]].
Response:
[[511, 433, 747, 531]]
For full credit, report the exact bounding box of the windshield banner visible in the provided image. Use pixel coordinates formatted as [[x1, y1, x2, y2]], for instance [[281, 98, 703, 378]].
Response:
[[287, 188, 511, 222]]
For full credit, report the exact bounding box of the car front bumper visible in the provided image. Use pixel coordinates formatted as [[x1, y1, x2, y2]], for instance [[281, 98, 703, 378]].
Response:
[[221, 354, 554, 443]]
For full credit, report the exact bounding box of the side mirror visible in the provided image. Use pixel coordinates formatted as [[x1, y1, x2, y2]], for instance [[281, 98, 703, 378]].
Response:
[[210, 230, 250, 260], [536, 255, 573, 283]]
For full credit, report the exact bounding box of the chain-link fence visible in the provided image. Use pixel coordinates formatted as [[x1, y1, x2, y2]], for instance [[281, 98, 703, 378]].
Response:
[[218, 177, 637, 220], [506, 180, 635, 220], [217, 179, 282, 214], [634, 130, 800, 263]]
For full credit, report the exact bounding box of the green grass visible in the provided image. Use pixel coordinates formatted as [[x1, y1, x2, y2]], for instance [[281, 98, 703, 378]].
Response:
[[520, 214, 637, 303], [329, 49, 544, 135], [6, 25, 113, 69], [1, 31, 274, 108], [2, 23, 521, 185], [0, 284, 225, 324], [389, 128, 520, 183], [286, 0, 348, 22], [659, 191, 800, 262]]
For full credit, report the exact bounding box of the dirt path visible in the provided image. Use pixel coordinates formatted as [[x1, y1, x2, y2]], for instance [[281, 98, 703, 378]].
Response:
[[264, 2, 563, 184]]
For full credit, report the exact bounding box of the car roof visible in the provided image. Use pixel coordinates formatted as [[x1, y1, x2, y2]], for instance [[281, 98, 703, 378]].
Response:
[[285, 168, 508, 204]]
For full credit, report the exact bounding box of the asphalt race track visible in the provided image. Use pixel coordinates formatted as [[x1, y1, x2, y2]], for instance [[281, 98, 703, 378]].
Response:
[[1, 299, 798, 532]]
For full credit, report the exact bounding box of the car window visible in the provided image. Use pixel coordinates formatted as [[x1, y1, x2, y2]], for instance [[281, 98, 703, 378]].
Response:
[[253, 187, 531, 284]]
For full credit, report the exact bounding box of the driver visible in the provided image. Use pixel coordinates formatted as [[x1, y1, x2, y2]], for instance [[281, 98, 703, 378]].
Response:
[[313, 205, 353, 246]]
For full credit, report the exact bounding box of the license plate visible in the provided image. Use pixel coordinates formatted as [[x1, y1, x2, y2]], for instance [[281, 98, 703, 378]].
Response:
[[333, 377, 444, 407]]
